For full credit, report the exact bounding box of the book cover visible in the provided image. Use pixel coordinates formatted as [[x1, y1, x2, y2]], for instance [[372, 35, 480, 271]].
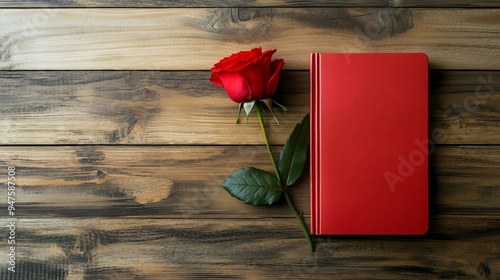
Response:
[[310, 53, 429, 235]]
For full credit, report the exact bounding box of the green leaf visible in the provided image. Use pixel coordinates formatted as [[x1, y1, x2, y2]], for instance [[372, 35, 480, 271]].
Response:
[[221, 167, 283, 206], [278, 114, 310, 187]]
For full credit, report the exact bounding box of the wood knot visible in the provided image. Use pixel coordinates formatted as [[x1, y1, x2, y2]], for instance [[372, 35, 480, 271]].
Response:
[[366, 8, 414, 39], [284, 8, 413, 42], [96, 170, 105, 179], [231, 8, 257, 22], [134, 87, 159, 101], [206, 8, 273, 43], [478, 256, 500, 279], [478, 260, 491, 277]]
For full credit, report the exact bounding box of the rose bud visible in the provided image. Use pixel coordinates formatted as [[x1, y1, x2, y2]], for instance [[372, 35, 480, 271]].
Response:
[[210, 47, 285, 103]]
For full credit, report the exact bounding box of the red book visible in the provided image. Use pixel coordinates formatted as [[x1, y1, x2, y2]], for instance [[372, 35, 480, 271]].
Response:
[[310, 53, 429, 235]]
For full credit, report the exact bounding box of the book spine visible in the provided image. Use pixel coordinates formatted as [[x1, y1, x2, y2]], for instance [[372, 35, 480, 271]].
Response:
[[310, 53, 320, 235]]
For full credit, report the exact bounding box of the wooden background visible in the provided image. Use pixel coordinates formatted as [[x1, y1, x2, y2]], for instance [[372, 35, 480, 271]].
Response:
[[0, 1, 499, 279]]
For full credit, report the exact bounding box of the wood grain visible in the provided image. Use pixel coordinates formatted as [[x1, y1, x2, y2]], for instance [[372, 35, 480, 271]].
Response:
[[0, 146, 498, 218], [429, 71, 500, 145], [0, 2, 497, 280], [0, 217, 499, 279], [0, 0, 498, 8], [0, 71, 306, 145], [0, 8, 498, 70], [1, 71, 499, 145]]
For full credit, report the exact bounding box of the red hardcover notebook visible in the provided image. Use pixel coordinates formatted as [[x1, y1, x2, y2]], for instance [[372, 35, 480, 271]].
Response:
[[310, 53, 428, 235]]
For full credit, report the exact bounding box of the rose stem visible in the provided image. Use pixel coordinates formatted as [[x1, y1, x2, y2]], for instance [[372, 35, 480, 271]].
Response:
[[283, 190, 314, 252], [255, 101, 315, 252], [255, 102, 281, 183]]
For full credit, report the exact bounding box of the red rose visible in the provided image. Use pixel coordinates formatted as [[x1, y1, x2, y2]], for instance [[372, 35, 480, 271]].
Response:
[[210, 47, 285, 103]]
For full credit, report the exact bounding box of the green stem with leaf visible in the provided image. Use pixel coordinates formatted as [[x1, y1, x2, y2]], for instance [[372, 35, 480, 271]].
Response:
[[255, 101, 314, 252]]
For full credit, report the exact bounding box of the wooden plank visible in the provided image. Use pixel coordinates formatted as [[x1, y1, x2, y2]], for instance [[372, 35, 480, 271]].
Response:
[[0, 8, 498, 70], [430, 146, 500, 216], [0, 0, 498, 8], [0, 217, 498, 279], [429, 71, 500, 145], [0, 71, 308, 145], [0, 146, 498, 218], [1, 71, 499, 145]]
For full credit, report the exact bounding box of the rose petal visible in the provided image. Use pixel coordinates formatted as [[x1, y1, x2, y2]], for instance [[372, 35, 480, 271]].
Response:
[[210, 72, 223, 86], [271, 58, 285, 73], [239, 61, 266, 100], [217, 72, 252, 103], [261, 51, 273, 90], [230, 48, 263, 72], [261, 49, 277, 60], [260, 49, 277, 98], [246, 47, 263, 61], [266, 59, 285, 96], [213, 48, 262, 72]]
